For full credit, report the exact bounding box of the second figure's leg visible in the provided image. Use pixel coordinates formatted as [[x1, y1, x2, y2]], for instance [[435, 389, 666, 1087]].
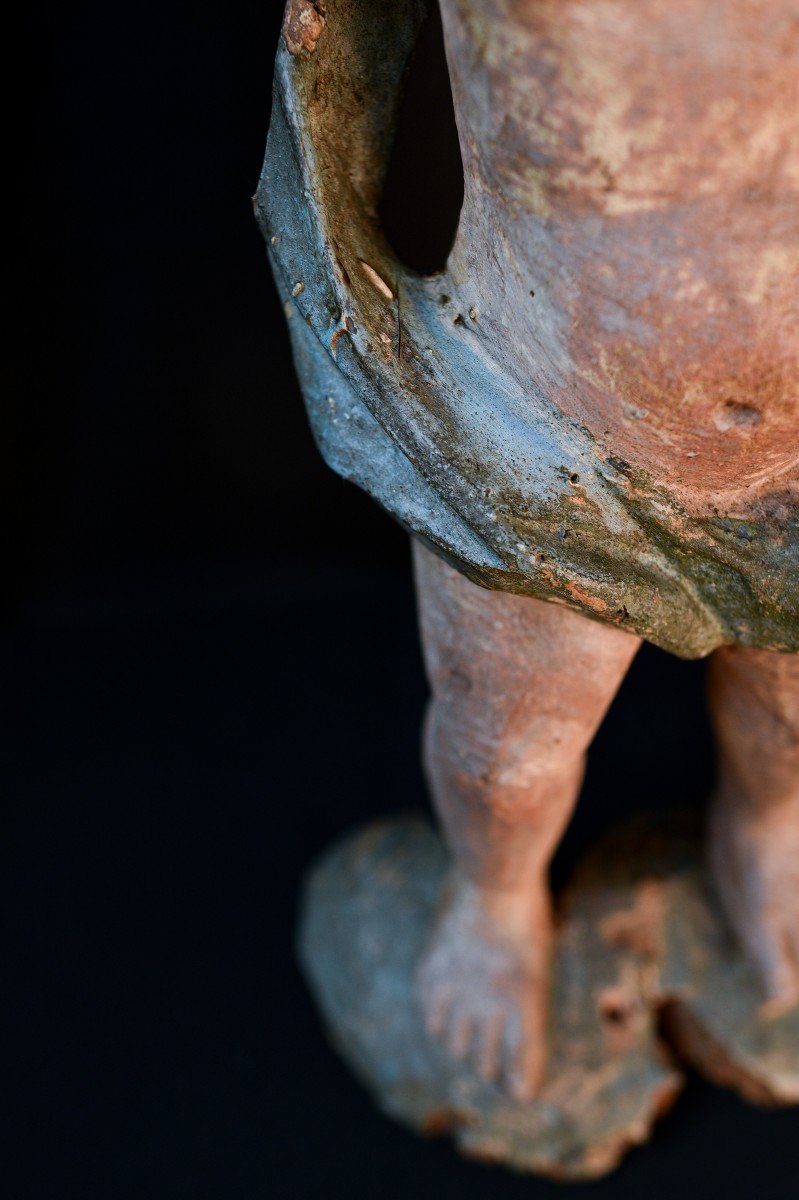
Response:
[[412, 542, 641, 1099], [707, 645, 799, 1012]]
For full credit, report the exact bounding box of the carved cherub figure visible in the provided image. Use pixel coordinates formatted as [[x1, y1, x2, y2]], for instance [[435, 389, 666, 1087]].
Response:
[[258, 0, 798, 1104]]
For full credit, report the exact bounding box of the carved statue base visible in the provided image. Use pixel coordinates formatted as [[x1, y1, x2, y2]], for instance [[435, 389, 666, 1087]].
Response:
[[298, 815, 799, 1181]]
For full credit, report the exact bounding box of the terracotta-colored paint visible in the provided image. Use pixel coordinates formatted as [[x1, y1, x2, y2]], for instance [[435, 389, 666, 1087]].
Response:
[[258, 0, 799, 1174]]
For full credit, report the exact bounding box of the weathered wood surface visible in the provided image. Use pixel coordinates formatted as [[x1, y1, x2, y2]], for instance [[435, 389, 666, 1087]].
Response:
[[298, 815, 799, 1180], [257, 0, 798, 658]]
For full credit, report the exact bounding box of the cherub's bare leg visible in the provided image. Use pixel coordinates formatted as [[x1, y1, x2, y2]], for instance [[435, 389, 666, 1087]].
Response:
[[412, 542, 641, 1099], [707, 646, 799, 1012]]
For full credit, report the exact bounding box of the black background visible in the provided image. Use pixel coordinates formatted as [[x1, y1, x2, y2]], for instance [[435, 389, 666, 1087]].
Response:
[[10, 3, 796, 1196]]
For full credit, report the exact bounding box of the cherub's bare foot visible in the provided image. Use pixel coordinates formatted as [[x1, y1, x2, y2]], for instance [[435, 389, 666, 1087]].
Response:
[[709, 792, 799, 1014], [415, 870, 551, 1101]]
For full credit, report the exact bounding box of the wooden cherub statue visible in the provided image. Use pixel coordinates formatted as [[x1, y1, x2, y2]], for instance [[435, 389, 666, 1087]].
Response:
[[257, 0, 798, 1178]]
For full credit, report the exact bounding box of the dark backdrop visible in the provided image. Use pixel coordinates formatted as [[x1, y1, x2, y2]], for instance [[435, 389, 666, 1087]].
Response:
[[9, 4, 795, 1197]]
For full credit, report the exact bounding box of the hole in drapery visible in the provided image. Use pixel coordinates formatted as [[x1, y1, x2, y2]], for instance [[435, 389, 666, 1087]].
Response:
[[378, 3, 464, 276]]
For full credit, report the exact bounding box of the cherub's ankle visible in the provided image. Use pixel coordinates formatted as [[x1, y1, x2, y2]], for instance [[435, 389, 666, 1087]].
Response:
[[457, 873, 551, 939]]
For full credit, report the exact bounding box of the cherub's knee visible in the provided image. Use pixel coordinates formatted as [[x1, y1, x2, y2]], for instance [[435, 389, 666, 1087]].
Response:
[[424, 695, 587, 815]]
